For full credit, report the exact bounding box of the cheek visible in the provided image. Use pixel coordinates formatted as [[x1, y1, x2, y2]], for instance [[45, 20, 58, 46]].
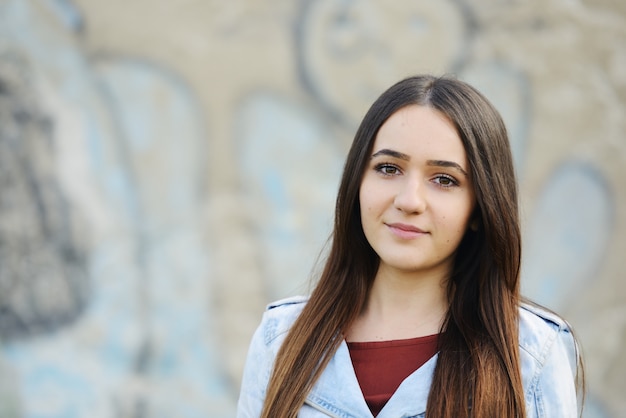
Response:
[[360, 203, 375, 227], [439, 203, 474, 234], [359, 183, 375, 214], [359, 188, 380, 233]]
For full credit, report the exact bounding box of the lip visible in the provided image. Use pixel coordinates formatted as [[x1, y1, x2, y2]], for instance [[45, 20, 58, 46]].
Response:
[[386, 223, 427, 239]]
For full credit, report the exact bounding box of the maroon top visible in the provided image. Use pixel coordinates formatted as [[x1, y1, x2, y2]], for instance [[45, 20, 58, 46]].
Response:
[[347, 334, 439, 416]]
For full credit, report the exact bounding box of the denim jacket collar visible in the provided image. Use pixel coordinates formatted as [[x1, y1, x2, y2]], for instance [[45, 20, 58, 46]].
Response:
[[305, 341, 437, 418]]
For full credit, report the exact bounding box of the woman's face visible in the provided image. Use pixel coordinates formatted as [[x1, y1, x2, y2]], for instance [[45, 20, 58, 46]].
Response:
[[359, 105, 476, 279]]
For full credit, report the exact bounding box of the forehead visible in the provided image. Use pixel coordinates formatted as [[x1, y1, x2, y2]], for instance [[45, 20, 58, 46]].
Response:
[[373, 105, 466, 161]]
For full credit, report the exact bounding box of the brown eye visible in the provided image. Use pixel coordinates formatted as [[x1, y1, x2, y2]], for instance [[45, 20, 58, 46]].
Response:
[[433, 174, 458, 187], [375, 163, 401, 176]]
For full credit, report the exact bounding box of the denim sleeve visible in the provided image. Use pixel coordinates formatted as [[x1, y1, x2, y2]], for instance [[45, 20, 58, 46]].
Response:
[[533, 327, 580, 418], [236, 315, 275, 418]]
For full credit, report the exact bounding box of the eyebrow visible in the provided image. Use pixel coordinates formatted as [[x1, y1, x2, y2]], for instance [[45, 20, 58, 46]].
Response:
[[371, 148, 469, 177], [427, 160, 469, 178], [371, 149, 410, 160]]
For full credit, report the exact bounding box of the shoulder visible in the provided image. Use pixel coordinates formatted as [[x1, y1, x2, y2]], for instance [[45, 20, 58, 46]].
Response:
[[259, 295, 309, 346], [237, 295, 309, 415], [518, 303, 579, 402], [518, 303, 581, 416], [518, 302, 576, 365]]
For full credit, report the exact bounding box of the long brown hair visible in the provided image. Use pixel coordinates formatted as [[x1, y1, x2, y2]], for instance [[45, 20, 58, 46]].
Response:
[[261, 75, 537, 417]]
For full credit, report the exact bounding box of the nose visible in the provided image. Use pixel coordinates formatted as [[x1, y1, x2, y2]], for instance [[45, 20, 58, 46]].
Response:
[[393, 177, 427, 214]]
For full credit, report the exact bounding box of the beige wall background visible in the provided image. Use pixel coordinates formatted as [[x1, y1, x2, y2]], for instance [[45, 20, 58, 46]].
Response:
[[0, 0, 624, 417]]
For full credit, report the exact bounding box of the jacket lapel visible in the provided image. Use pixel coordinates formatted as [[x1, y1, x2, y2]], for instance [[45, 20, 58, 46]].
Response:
[[305, 340, 373, 417]]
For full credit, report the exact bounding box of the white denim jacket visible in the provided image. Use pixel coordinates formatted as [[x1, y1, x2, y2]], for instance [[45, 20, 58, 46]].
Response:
[[237, 296, 580, 418]]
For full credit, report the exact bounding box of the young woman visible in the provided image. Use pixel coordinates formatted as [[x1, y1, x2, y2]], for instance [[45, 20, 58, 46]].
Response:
[[237, 75, 584, 417]]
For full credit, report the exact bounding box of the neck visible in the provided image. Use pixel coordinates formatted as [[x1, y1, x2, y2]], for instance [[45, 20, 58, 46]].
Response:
[[346, 266, 449, 342]]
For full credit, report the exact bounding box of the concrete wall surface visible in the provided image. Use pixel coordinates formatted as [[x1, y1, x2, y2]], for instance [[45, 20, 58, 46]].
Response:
[[0, 0, 624, 417]]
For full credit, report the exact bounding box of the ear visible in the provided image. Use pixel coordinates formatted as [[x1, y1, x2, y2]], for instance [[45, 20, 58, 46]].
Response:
[[469, 212, 481, 232]]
